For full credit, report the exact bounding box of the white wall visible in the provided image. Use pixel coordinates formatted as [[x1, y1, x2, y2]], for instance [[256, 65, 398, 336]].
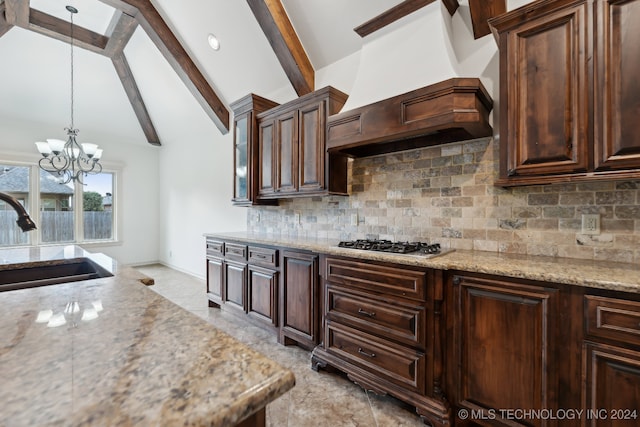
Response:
[[156, 126, 245, 279], [122, 29, 248, 279]]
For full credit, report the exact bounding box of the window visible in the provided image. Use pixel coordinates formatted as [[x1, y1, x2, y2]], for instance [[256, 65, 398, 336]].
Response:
[[40, 169, 74, 244], [0, 162, 118, 247], [0, 164, 31, 246], [82, 173, 114, 241]]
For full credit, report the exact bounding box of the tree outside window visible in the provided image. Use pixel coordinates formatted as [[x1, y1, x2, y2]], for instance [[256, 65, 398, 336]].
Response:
[[82, 173, 114, 241]]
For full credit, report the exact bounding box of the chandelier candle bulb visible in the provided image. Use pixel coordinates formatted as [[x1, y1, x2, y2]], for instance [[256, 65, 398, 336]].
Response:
[[35, 142, 52, 156], [81, 143, 98, 157], [46, 139, 66, 154]]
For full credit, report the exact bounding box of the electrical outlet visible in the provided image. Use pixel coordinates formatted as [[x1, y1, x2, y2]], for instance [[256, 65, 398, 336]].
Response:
[[294, 212, 301, 224], [350, 213, 359, 226], [581, 214, 600, 235]]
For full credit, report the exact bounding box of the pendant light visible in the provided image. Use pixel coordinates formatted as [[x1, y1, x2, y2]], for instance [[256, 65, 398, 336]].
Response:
[[35, 5, 103, 184]]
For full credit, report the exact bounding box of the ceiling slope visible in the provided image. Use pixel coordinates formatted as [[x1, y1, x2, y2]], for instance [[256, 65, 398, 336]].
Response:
[[2, 0, 230, 140], [98, 0, 229, 134], [2, 0, 161, 143], [250, 0, 461, 97]]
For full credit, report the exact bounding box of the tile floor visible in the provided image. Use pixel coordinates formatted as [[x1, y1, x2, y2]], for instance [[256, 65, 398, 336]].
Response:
[[135, 264, 426, 427]]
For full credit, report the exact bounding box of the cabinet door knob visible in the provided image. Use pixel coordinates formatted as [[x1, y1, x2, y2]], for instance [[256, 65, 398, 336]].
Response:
[[358, 347, 376, 358], [357, 308, 376, 317]]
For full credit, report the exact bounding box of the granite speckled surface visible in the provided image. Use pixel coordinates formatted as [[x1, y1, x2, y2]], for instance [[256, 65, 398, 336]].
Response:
[[205, 232, 640, 294], [0, 245, 295, 426]]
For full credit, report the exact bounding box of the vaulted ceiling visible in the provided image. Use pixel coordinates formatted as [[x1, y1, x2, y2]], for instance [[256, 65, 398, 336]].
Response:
[[0, 0, 515, 148]]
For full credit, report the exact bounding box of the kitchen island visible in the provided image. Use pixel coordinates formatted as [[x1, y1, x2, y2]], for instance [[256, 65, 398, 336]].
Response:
[[0, 245, 295, 426]]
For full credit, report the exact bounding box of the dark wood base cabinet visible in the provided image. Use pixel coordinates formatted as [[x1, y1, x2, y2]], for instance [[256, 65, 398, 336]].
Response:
[[279, 250, 319, 350], [446, 273, 570, 427], [206, 238, 640, 426], [583, 294, 640, 427], [312, 256, 451, 427], [445, 275, 640, 427], [205, 238, 279, 332]]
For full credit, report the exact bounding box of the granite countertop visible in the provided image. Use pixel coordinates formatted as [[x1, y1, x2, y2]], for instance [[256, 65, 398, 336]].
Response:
[[205, 232, 640, 294], [0, 245, 295, 426]]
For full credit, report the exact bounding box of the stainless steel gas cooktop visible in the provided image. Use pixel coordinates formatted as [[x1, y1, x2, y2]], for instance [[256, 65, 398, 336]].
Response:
[[337, 239, 453, 258]]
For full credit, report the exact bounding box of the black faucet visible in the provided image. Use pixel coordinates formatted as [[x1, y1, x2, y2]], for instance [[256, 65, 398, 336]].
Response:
[[0, 192, 37, 232]]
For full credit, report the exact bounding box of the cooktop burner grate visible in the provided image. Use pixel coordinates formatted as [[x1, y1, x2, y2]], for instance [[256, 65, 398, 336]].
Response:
[[338, 239, 442, 255]]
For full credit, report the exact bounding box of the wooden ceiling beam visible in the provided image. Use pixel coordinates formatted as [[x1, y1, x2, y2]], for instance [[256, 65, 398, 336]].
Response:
[[5, 1, 108, 54], [111, 51, 160, 145], [3, 0, 29, 27], [103, 10, 138, 57], [98, 0, 230, 134], [28, 8, 108, 54], [0, 2, 15, 38], [354, 0, 459, 38], [247, 0, 314, 96], [469, 0, 506, 39], [441, 0, 459, 16], [354, 0, 436, 38]]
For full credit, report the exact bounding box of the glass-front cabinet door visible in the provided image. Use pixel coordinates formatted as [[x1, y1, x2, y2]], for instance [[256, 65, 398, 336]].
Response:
[[233, 113, 249, 203], [230, 94, 279, 206]]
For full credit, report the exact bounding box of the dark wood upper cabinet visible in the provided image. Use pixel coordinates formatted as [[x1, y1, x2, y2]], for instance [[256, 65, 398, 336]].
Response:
[[298, 100, 326, 193], [594, 0, 640, 171], [490, 0, 640, 186], [257, 86, 349, 199], [230, 94, 279, 206], [274, 109, 298, 195], [258, 119, 276, 197]]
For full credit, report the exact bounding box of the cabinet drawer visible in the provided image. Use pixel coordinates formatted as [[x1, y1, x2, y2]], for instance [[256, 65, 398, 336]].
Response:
[[325, 257, 427, 301], [248, 246, 278, 268], [206, 239, 224, 257], [326, 321, 425, 394], [224, 243, 247, 261], [586, 295, 640, 346], [326, 285, 425, 348]]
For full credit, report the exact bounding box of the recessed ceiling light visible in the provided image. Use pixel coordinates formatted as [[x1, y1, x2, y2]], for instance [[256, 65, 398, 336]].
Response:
[[207, 33, 220, 51]]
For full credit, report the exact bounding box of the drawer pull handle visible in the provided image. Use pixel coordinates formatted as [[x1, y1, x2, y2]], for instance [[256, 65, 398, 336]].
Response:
[[254, 254, 267, 259], [358, 347, 376, 358], [358, 308, 376, 317]]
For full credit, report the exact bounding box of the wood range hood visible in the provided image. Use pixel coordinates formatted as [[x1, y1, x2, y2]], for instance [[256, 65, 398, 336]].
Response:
[[326, 78, 494, 158]]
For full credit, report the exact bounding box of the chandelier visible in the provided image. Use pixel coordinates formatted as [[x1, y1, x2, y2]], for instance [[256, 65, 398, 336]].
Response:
[[35, 5, 103, 184]]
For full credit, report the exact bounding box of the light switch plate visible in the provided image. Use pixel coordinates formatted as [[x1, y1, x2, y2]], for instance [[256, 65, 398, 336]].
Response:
[[581, 214, 600, 235]]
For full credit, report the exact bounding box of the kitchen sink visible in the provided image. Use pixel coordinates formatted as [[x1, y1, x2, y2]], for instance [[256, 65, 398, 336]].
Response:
[[0, 259, 114, 292]]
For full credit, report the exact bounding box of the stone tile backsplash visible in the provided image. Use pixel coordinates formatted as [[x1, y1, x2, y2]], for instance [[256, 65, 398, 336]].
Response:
[[247, 138, 640, 264]]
